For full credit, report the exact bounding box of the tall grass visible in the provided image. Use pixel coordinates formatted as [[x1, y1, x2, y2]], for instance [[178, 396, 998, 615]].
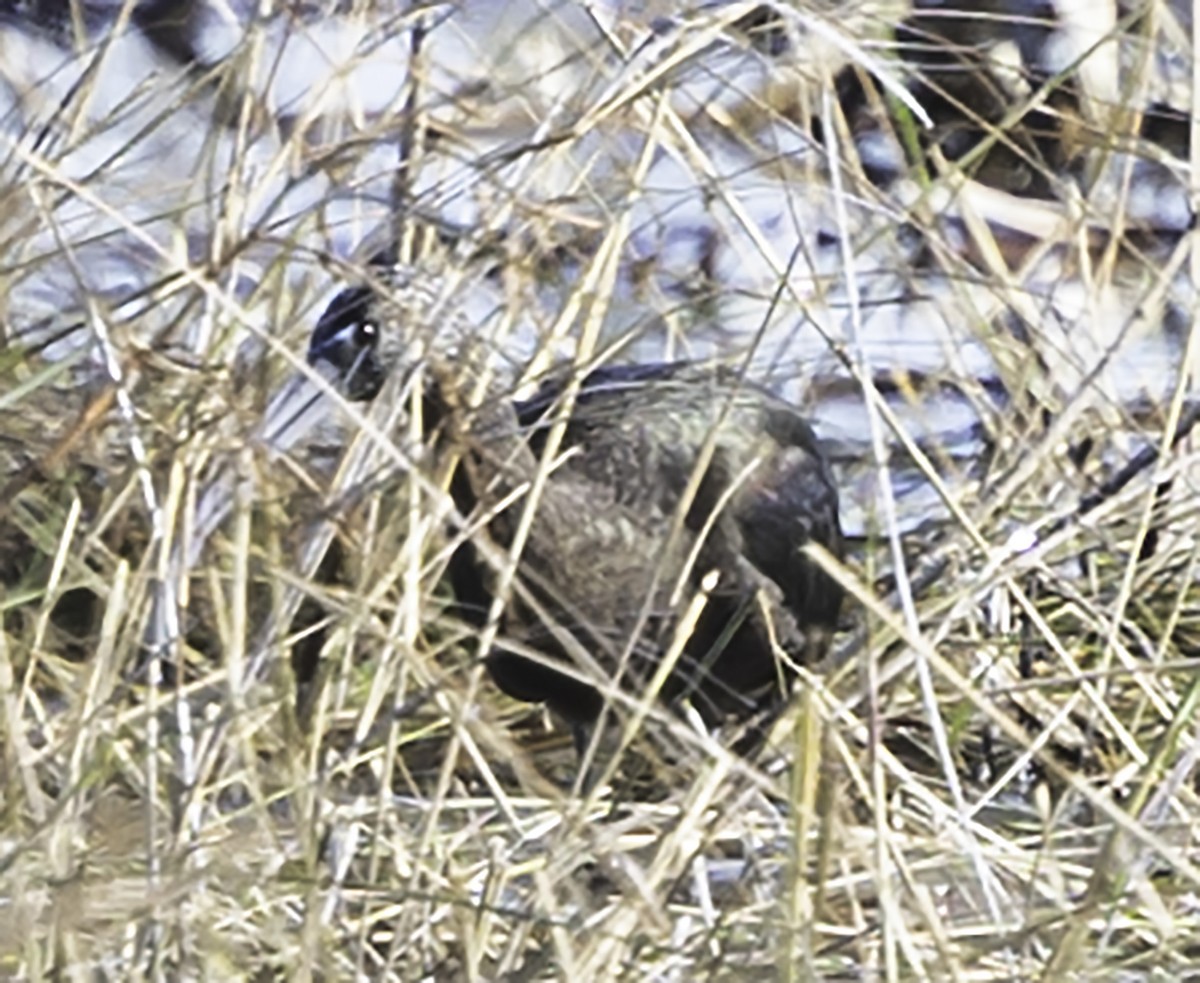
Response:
[[1, 1, 1198, 977]]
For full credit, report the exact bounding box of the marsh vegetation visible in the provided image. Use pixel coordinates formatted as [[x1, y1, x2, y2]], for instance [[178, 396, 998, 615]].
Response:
[[1, 1, 1199, 977]]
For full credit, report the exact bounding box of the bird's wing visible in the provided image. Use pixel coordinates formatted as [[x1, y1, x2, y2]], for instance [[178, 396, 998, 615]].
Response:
[[517, 364, 845, 640]]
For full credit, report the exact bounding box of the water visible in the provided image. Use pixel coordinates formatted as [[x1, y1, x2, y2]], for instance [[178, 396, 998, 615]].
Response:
[[0, 1, 1191, 542]]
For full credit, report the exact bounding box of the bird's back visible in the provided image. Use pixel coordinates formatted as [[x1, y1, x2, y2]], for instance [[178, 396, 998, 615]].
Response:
[[475, 361, 844, 739]]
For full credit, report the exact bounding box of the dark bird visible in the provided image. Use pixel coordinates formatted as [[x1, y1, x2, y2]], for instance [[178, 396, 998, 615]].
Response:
[[306, 276, 845, 761], [825, 0, 1081, 198]]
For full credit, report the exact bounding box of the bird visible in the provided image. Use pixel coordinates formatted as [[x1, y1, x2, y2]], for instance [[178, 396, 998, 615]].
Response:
[[305, 271, 845, 763], [825, 0, 1081, 198]]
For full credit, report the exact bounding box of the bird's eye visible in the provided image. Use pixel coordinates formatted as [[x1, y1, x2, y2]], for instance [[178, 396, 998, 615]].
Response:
[[355, 321, 378, 349]]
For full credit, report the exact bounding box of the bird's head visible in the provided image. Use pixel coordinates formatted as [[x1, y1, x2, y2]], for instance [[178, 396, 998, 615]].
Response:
[[307, 284, 387, 402], [259, 271, 436, 455]]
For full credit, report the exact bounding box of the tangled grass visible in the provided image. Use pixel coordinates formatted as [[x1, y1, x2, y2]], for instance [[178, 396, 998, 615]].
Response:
[[2, 1, 1200, 978]]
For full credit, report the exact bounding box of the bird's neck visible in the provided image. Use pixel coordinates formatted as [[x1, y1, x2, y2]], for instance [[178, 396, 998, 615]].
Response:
[[419, 347, 534, 492]]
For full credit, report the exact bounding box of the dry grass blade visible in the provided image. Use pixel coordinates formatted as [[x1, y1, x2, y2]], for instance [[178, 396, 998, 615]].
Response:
[[3, 1, 1200, 978]]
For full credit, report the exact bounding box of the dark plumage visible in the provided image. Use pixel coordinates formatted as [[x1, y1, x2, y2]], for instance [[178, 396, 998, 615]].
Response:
[[308, 281, 844, 757], [825, 0, 1080, 197]]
